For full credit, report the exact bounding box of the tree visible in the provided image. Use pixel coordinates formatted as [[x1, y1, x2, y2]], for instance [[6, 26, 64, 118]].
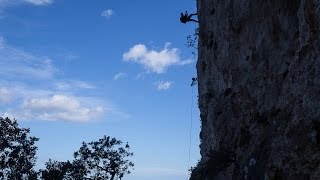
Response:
[[40, 159, 87, 180], [40, 159, 72, 180], [40, 136, 134, 180], [0, 117, 134, 180], [73, 136, 134, 180], [0, 117, 39, 180]]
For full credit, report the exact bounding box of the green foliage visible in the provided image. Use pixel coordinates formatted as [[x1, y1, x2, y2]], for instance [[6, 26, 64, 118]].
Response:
[[186, 28, 199, 86], [40, 137, 134, 180], [0, 117, 39, 180], [73, 136, 134, 180], [40, 160, 73, 180], [186, 28, 199, 50], [40, 159, 87, 180]]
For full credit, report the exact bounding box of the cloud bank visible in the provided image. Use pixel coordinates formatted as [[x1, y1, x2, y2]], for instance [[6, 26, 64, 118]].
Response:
[[12, 95, 104, 122], [0, 37, 109, 122]]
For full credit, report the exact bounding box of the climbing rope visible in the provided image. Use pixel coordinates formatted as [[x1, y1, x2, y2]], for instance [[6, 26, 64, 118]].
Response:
[[187, 83, 194, 178], [187, 53, 197, 179]]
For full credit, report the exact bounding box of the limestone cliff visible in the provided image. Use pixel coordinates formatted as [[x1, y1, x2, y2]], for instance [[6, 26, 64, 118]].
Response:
[[191, 0, 320, 179]]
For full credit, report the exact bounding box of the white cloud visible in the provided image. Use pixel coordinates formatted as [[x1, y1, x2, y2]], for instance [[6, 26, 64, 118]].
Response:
[[179, 59, 194, 65], [54, 80, 95, 90], [155, 81, 173, 91], [101, 9, 114, 18], [123, 43, 192, 74], [113, 72, 127, 80], [0, 39, 56, 79], [23, 0, 53, 6], [0, 87, 12, 104], [0, 83, 56, 107], [0, 37, 116, 122], [7, 95, 104, 122], [0, 83, 110, 122], [0, 0, 53, 7], [135, 72, 148, 80]]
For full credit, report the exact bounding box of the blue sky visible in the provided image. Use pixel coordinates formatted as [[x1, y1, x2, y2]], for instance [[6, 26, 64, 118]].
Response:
[[0, 0, 200, 179]]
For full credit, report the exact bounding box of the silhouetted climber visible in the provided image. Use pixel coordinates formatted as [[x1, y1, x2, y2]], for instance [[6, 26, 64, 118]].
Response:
[[180, 11, 198, 24], [191, 77, 198, 86]]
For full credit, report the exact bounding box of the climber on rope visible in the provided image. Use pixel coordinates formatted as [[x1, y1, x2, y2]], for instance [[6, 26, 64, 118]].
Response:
[[191, 77, 198, 86], [180, 11, 198, 24]]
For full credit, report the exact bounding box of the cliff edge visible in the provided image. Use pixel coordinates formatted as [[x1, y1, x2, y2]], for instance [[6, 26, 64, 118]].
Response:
[[191, 0, 320, 179]]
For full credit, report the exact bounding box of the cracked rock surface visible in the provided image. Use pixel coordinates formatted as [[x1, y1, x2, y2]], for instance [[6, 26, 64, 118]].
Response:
[[190, 0, 320, 179]]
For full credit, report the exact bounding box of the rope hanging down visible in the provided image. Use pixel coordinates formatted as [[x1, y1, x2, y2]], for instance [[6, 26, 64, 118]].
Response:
[[187, 53, 197, 179]]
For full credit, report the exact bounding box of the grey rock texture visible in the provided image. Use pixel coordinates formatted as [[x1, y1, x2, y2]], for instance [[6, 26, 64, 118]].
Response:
[[190, 0, 320, 179]]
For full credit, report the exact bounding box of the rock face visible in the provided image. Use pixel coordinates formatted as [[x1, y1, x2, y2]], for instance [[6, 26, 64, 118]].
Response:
[[190, 0, 320, 179]]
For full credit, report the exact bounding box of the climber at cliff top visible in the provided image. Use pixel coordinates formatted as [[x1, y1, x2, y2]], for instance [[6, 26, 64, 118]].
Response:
[[180, 11, 198, 23]]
